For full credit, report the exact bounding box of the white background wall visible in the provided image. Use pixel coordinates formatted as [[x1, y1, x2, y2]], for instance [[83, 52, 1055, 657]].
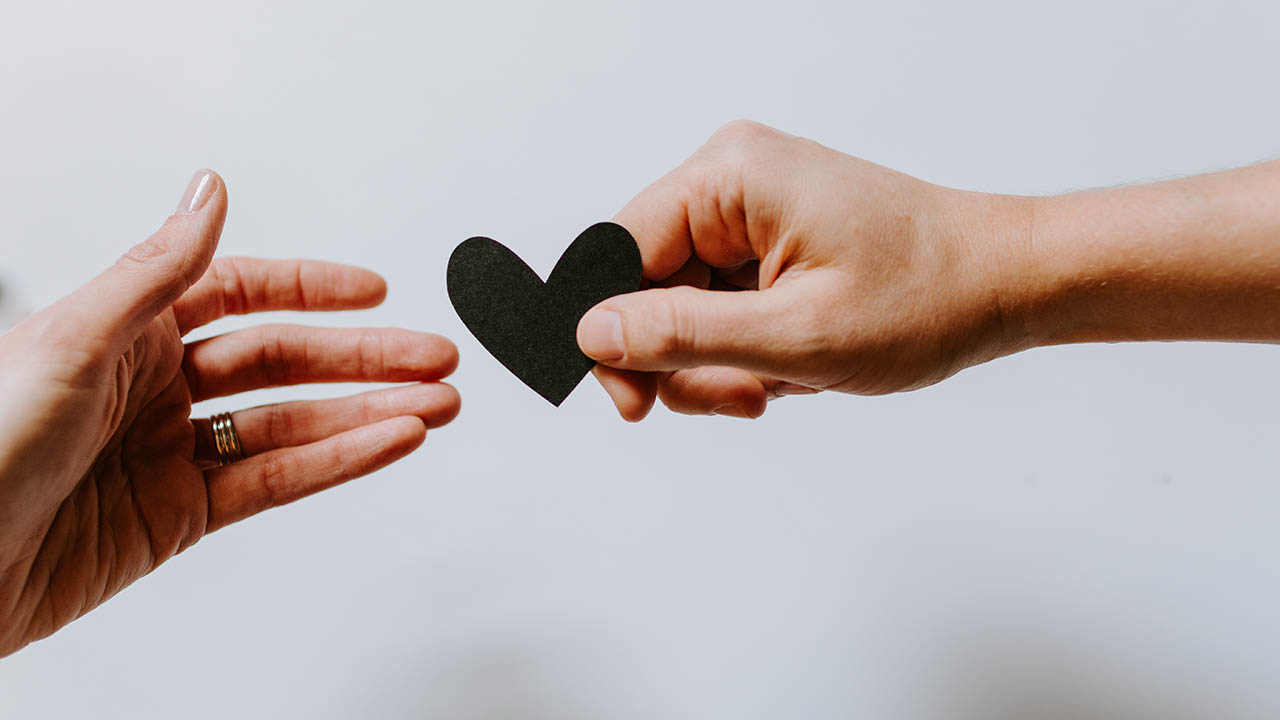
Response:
[[2, 1, 1279, 717]]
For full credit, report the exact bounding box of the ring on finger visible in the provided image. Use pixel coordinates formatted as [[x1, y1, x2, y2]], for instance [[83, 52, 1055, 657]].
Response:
[[210, 411, 245, 466]]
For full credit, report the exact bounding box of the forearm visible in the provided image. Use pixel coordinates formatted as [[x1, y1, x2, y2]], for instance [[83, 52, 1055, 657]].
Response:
[[1003, 160, 1280, 348]]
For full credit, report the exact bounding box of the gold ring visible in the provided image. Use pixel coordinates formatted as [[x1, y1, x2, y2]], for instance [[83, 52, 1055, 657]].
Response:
[[210, 411, 245, 467]]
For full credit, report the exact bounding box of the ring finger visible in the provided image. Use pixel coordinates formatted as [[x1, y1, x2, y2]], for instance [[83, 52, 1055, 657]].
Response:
[[193, 382, 460, 467]]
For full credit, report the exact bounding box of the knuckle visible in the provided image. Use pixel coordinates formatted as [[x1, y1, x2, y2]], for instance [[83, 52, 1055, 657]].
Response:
[[203, 262, 229, 314], [329, 435, 361, 480], [709, 120, 774, 166], [698, 121, 780, 211], [120, 233, 172, 266], [647, 304, 681, 362], [363, 390, 392, 424], [265, 404, 295, 448], [301, 261, 333, 309], [116, 236, 185, 292], [647, 289, 698, 363], [356, 330, 388, 379], [711, 118, 771, 144], [656, 378, 703, 416], [215, 259, 250, 315], [258, 326, 294, 386], [256, 454, 290, 509]]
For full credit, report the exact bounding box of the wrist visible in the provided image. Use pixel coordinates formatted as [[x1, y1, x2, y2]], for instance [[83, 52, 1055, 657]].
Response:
[[976, 188, 1144, 351], [1014, 189, 1121, 347], [939, 188, 1046, 362], [963, 187, 1158, 353], [993, 191, 1094, 350], [998, 162, 1280, 348]]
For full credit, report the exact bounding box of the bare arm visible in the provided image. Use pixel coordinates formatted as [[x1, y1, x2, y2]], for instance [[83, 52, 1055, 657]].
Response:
[[577, 121, 1280, 420], [1009, 160, 1280, 346]]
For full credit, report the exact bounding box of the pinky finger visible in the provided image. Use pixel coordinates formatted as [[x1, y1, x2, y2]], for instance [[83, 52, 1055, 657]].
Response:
[[203, 416, 426, 533]]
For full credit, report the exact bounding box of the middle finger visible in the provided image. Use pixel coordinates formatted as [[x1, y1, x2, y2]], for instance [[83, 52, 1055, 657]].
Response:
[[183, 324, 458, 402]]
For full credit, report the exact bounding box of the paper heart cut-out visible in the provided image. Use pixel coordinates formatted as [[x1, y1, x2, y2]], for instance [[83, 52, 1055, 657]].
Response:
[[447, 222, 643, 405]]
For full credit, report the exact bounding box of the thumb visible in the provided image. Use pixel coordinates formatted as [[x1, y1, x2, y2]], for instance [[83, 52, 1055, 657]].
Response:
[[577, 284, 805, 376], [54, 169, 227, 351]]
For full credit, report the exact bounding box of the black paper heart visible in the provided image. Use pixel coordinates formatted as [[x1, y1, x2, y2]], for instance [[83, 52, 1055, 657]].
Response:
[[447, 222, 643, 406]]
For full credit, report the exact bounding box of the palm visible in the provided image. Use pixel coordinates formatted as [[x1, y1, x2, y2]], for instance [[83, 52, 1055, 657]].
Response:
[[23, 315, 205, 644]]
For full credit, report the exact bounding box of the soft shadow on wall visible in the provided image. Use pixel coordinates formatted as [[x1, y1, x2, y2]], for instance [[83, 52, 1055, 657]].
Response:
[[949, 633, 1238, 720]]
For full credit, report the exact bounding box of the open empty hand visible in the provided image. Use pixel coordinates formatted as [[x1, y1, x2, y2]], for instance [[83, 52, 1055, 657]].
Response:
[[0, 171, 460, 656]]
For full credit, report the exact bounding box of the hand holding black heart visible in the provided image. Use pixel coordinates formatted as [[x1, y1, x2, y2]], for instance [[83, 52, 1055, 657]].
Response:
[[446, 222, 643, 405]]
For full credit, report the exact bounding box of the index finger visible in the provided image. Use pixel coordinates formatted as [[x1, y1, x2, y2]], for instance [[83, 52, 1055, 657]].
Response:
[[173, 258, 387, 335], [614, 124, 764, 282]]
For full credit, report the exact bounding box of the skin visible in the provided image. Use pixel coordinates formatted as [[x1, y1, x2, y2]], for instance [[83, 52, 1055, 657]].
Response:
[[578, 120, 1280, 420], [0, 171, 460, 656], [4, 123, 1279, 656]]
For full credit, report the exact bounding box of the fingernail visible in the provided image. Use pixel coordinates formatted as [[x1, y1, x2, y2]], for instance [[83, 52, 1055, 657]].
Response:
[[176, 169, 215, 215], [775, 382, 819, 396], [713, 405, 753, 419], [578, 309, 625, 361]]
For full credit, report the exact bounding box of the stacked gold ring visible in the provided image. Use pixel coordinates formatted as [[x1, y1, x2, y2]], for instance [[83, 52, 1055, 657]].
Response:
[[210, 412, 245, 467]]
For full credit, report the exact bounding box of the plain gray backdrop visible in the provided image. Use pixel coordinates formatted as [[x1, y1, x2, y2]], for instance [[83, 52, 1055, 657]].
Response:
[[2, 1, 1279, 717]]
